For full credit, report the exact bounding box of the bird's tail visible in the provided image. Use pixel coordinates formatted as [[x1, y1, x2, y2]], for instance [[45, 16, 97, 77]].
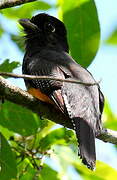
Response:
[[73, 118, 96, 170]]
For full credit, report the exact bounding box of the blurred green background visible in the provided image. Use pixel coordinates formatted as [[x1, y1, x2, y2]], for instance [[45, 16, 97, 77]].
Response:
[[0, 0, 117, 179]]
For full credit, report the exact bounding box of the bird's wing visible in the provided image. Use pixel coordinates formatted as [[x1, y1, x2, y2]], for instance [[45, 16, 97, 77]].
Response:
[[22, 52, 72, 113], [23, 50, 103, 127], [59, 53, 103, 169]]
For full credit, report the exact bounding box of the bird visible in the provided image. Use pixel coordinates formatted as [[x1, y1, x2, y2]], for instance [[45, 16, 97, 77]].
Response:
[[19, 13, 104, 170]]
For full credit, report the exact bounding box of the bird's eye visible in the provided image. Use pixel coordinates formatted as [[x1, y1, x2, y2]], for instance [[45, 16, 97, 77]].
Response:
[[45, 23, 55, 33]]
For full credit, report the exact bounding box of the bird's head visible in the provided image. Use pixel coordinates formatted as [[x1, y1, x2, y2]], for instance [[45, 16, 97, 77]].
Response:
[[19, 13, 69, 52]]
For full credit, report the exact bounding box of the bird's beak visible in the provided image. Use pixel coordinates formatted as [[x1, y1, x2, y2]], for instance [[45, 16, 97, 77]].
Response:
[[19, 19, 38, 31]]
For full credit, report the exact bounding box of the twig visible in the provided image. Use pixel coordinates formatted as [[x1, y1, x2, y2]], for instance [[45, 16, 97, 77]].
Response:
[[0, 76, 117, 145], [0, 72, 99, 86], [98, 128, 117, 144], [0, 0, 37, 9]]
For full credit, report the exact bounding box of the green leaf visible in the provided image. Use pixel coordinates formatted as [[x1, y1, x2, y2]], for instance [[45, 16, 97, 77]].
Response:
[[0, 59, 20, 77], [0, 101, 41, 136], [10, 34, 25, 52], [19, 165, 36, 180], [39, 164, 59, 180], [52, 145, 117, 180], [0, 24, 4, 37], [16, 157, 36, 179], [52, 145, 80, 179], [76, 161, 117, 180], [103, 101, 117, 130], [53, 145, 81, 167], [39, 128, 74, 151], [58, 0, 100, 67], [0, 125, 14, 140], [105, 29, 117, 45], [2, 1, 51, 19], [30, 121, 55, 150], [0, 133, 17, 180]]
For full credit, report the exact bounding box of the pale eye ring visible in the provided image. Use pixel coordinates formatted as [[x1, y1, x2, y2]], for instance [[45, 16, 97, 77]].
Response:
[[46, 23, 55, 33]]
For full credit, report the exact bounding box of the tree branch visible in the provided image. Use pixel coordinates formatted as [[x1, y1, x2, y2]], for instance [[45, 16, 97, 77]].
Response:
[[98, 128, 117, 144], [0, 0, 37, 10], [0, 75, 117, 145], [0, 72, 99, 86], [0, 75, 72, 127]]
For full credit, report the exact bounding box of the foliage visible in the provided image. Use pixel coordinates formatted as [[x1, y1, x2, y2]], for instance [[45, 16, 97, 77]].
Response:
[[105, 29, 117, 45], [10, 34, 25, 52], [58, 0, 100, 67], [0, 0, 117, 179], [0, 59, 20, 78], [103, 101, 117, 131], [0, 24, 4, 37], [0, 133, 17, 180], [1, 1, 52, 19]]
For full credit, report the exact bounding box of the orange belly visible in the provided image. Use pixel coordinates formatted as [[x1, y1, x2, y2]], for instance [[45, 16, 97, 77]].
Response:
[[28, 88, 53, 104]]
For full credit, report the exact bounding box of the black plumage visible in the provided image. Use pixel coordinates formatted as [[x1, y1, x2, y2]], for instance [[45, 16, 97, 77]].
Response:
[[19, 13, 104, 170]]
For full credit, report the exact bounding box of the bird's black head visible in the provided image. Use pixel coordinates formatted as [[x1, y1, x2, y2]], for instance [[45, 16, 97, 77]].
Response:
[[19, 13, 69, 52]]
